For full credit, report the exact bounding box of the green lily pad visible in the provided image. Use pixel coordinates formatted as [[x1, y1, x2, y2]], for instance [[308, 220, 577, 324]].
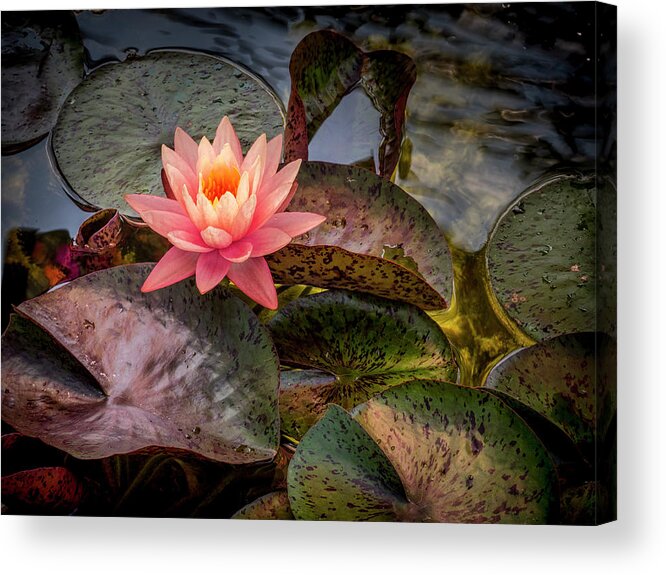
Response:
[[232, 491, 294, 520], [51, 50, 284, 216], [288, 381, 558, 523], [1, 264, 280, 464], [487, 174, 596, 340], [269, 290, 457, 439], [484, 332, 616, 463], [266, 161, 452, 310], [288, 405, 408, 521], [284, 30, 415, 177], [1, 11, 84, 153]]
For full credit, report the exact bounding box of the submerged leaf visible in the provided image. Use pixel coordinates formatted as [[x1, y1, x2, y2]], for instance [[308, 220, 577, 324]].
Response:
[[1, 264, 280, 464], [269, 290, 457, 439], [1, 11, 84, 153], [51, 50, 284, 216], [1, 467, 84, 514], [266, 161, 452, 310]]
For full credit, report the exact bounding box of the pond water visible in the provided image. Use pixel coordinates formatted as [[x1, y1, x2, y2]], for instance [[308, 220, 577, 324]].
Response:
[[1, 3, 610, 299]]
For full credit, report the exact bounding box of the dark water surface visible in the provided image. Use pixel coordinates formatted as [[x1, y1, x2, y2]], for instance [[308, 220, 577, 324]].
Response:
[[2, 3, 612, 265]]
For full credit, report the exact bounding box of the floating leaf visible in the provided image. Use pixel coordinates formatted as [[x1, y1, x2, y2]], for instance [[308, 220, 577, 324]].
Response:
[[51, 50, 284, 216], [1, 11, 84, 153], [1, 264, 280, 464], [269, 290, 457, 439], [284, 30, 415, 177], [487, 174, 596, 340], [72, 209, 170, 274], [288, 381, 558, 523], [266, 161, 452, 310], [484, 332, 616, 462], [1, 467, 84, 514], [288, 405, 408, 521], [232, 491, 294, 520]]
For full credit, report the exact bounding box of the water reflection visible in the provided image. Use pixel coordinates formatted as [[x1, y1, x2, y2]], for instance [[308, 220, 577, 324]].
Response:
[[4, 4, 607, 257]]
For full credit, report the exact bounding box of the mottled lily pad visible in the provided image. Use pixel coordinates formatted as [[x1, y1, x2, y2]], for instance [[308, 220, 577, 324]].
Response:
[[487, 174, 596, 340], [284, 30, 415, 177], [51, 50, 284, 216], [1, 467, 84, 514], [269, 290, 457, 439], [1, 11, 84, 153], [1, 264, 280, 464], [288, 381, 558, 523], [484, 332, 616, 463], [232, 491, 294, 520], [72, 208, 170, 275], [288, 405, 408, 521], [266, 161, 452, 310]]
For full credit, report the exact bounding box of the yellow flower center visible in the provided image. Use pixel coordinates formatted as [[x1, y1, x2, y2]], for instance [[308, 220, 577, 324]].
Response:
[[201, 160, 241, 203]]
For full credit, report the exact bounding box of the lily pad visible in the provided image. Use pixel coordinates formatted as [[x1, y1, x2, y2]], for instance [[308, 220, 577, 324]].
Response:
[[1, 264, 280, 464], [487, 174, 596, 340], [284, 30, 415, 177], [1, 11, 84, 153], [72, 208, 170, 275], [2, 467, 84, 514], [232, 491, 294, 520], [51, 50, 284, 216], [288, 405, 408, 521], [288, 381, 558, 523], [269, 290, 457, 439], [266, 161, 452, 310], [484, 332, 616, 463]]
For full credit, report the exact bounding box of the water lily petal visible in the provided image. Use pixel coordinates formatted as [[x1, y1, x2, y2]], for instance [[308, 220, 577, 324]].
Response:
[[246, 227, 292, 257], [265, 211, 327, 237], [201, 226, 233, 249], [180, 183, 206, 229], [258, 159, 301, 199], [264, 134, 283, 179], [241, 133, 267, 176], [276, 181, 298, 213], [167, 230, 214, 253], [236, 170, 250, 205], [141, 209, 200, 238], [227, 257, 278, 309], [141, 247, 199, 292], [195, 250, 231, 294], [174, 126, 199, 171], [161, 169, 176, 200], [230, 193, 257, 240], [198, 192, 220, 229], [213, 116, 243, 165], [220, 240, 253, 263], [196, 136, 216, 175], [125, 194, 184, 217], [162, 145, 197, 198], [249, 182, 293, 232], [215, 191, 240, 231]]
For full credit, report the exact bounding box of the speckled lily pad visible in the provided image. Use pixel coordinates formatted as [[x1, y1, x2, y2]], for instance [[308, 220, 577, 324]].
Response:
[[487, 174, 596, 340], [484, 332, 616, 463], [51, 50, 284, 216], [1, 264, 280, 464], [284, 30, 415, 177], [1, 11, 84, 153], [266, 161, 452, 310], [288, 381, 558, 523], [232, 491, 293, 520], [1, 467, 84, 514], [269, 290, 457, 439]]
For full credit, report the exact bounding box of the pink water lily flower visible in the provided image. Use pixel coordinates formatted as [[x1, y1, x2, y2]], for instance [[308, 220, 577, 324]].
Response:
[[125, 116, 325, 309]]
